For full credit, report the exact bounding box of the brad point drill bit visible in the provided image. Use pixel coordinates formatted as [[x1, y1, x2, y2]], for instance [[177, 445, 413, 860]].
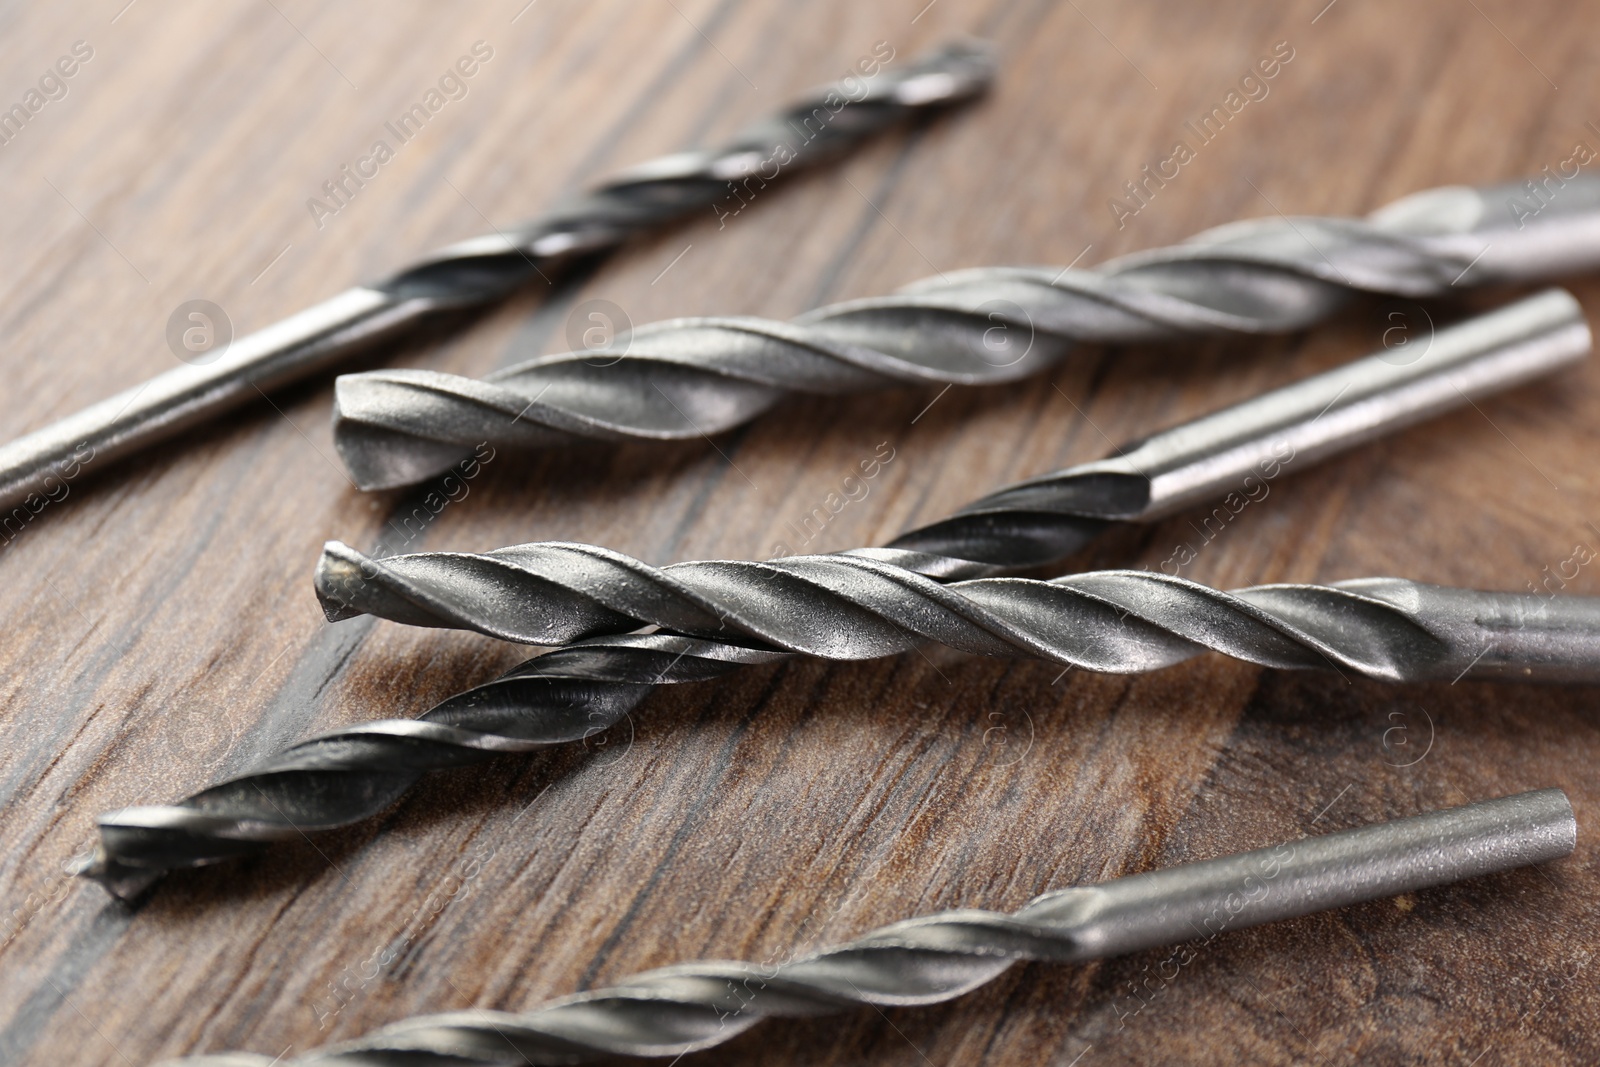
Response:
[[0, 42, 994, 512], [331, 173, 1600, 489], [77, 291, 1597, 895], [167, 789, 1576, 1065]]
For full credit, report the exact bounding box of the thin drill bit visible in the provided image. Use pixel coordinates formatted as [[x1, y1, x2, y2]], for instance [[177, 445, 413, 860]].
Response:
[[330, 174, 1600, 489], [80, 573, 1600, 896], [75, 292, 1596, 895], [165, 789, 1576, 1066], [0, 42, 994, 512], [314, 288, 1589, 636]]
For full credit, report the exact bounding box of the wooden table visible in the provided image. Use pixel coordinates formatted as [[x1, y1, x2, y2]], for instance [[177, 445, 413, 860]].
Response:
[[1, 2, 1596, 1064]]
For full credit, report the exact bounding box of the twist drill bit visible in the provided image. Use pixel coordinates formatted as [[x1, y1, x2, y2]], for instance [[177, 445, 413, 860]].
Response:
[[331, 172, 1600, 489], [80, 573, 1600, 897], [168, 789, 1576, 1066], [314, 289, 1590, 634], [75, 293, 1596, 895], [0, 42, 994, 513]]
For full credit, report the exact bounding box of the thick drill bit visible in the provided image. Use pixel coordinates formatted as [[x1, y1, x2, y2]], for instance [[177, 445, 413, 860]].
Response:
[[0, 42, 993, 513], [314, 288, 1589, 635], [166, 789, 1576, 1066], [331, 174, 1600, 489], [80, 571, 1600, 896]]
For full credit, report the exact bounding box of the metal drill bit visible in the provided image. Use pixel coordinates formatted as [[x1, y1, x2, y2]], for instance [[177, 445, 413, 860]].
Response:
[[80, 572, 1600, 896], [331, 173, 1600, 489], [165, 789, 1576, 1066], [0, 43, 994, 513], [312, 564, 1600, 680], [313, 288, 1589, 636], [74, 292, 1596, 895]]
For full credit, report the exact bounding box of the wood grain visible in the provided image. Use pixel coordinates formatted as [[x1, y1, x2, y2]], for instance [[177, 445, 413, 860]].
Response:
[[1, 1, 1598, 1064]]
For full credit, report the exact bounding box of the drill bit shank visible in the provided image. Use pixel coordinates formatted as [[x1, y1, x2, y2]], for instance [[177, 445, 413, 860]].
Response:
[[0, 43, 993, 512], [330, 176, 1600, 488], [166, 789, 1577, 1065]]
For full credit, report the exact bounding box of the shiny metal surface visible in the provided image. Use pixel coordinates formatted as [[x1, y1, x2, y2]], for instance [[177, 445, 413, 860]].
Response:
[[0, 42, 993, 512], [330, 175, 1600, 489], [316, 289, 1589, 604], [310, 558, 1600, 680], [74, 293, 1596, 894], [164, 789, 1576, 1065], [79, 572, 1600, 896]]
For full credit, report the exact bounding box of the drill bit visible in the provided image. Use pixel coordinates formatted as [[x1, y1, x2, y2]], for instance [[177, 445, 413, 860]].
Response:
[[314, 288, 1589, 634], [0, 42, 994, 513], [166, 789, 1576, 1066], [75, 292, 1595, 895], [80, 572, 1600, 896], [331, 173, 1600, 489]]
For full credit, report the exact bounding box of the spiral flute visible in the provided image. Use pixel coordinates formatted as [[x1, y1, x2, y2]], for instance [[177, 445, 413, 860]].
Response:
[[331, 171, 1600, 489], [77, 292, 1597, 895], [0, 41, 993, 511], [81, 565, 1600, 897], [314, 289, 1589, 634], [167, 789, 1576, 1065]]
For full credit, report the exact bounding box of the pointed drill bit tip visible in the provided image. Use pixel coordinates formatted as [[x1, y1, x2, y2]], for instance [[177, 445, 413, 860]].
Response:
[[315, 538, 378, 622], [69, 844, 165, 901]]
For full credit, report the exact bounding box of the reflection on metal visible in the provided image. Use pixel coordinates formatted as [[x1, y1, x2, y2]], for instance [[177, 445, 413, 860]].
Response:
[[77, 292, 1598, 893], [318, 289, 1588, 607], [166, 790, 1576, 1065], [82, 570, 1600, 894], [0, 42, 994, 511], [330, 172, 1600, 486]]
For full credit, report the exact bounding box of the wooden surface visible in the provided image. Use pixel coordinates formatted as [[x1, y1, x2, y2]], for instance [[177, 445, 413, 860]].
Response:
[[1, 2, 1598, 1064]]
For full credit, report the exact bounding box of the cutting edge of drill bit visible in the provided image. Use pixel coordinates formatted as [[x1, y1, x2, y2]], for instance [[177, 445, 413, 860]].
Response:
[[159, 789, 1576, 1065]]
